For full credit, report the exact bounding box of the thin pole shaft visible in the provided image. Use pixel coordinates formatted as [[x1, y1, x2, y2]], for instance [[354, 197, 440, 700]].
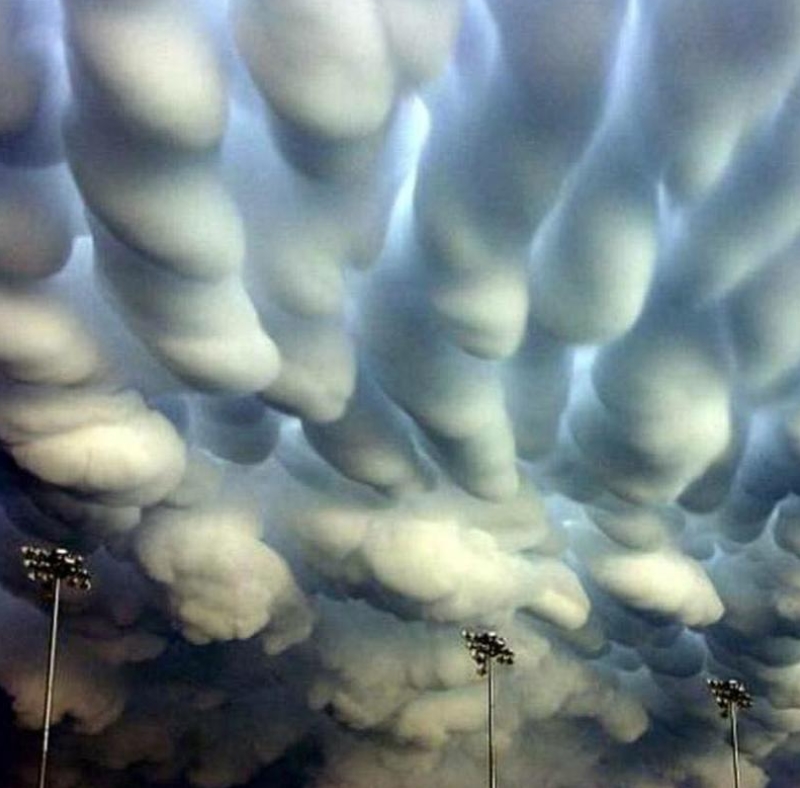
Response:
[[38, 577, 61, 788], [487, 658, 496, 788], [730, 702, 741, 788]]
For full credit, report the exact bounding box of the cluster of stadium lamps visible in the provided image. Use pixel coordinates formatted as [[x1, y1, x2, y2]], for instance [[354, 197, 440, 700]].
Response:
[[462, 629, 515, 676], [707, 678, 754, 718], [17, 549, 752, 788], [21, 546, 92, 592]]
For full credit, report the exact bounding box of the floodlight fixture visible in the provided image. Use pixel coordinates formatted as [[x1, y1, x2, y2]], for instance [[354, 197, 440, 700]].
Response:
[[462, 629, 515, 788], [21, 546, 92, 788], [707, 677, 753, 788]]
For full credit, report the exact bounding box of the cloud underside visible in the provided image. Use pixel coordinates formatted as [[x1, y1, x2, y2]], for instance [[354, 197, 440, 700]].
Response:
[[3, 0, 800, 787]]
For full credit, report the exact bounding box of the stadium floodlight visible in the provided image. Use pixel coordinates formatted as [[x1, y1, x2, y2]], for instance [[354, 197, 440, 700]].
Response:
[[707, 677, 753, 788], [462, 629, 515, 788], [21, 546, 92, 788]]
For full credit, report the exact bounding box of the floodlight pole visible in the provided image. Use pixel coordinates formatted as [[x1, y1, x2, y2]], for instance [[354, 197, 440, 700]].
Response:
[[706, 678, 753, 788], [462, 629, 514, 788], [730, 701, 740, 788], [40, 575, 61, 788], [21, 546, 92, 788], [487, 656, 496, 788]]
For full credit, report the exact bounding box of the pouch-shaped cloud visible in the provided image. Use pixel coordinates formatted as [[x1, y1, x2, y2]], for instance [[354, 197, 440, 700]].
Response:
[[568, 303, 732, 503], [271, 439, 587, 630], [360, 517, 588, 628], [527, 134, 656, 344], [414, 0, 626, 356], [94, 224, 280, 394], [8, 1, 800, 786], [255, 306, 357, 423], [0, 0, 44, 141], [234, 0, 459, 140], [61, 0, 282, 396], [135, 458, 313, 651], [634, 0, 800, 199], [717, 405, 800, 542], [0, 280, 186, 510], [503, 323, 572, 461], [233, 0, 396, 141], [309, 598, 475, 731], [584, 493, 685, 551], [572, 525, 723, 628], [0, 0, 66, 166], [302, 369, 430, 494], [0, 282, 101, 385], [359, 242, 518, 500], [725, 243, 800, 396], [5, 389, 185, 506], [63, 0, 227, 150], [67, 130, 246, 282], [221, 70, 421, 420], [232, 0, 460, 176], [0, 165, 75, 279], [709, 535, 800, 643], [665, 78, 800, 304]]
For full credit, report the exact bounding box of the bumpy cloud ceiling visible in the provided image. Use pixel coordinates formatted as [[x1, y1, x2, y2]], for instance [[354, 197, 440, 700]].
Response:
[[4, 0, 800, 786]]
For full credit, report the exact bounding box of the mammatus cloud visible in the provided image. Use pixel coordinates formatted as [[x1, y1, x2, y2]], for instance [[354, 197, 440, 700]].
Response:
[[4, 0, 800, 786]]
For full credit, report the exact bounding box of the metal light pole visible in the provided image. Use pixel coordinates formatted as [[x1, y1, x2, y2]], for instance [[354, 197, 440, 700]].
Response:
[[707, 678, 753, 788], [21, 546, 91, 788], [462, 629, 515, 788]]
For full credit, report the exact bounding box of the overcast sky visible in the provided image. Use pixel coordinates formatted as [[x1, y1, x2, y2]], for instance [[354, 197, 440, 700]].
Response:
[[3, 0, 800, 786]]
